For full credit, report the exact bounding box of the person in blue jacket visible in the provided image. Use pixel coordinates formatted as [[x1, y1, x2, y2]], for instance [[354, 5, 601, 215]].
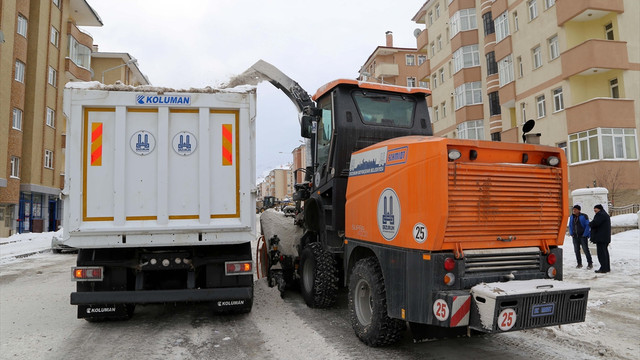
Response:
[[569, 205, 593, 269]]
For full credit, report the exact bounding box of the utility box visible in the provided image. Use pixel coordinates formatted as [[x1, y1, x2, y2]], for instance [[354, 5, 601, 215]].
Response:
[[571, 187, 609, 220]]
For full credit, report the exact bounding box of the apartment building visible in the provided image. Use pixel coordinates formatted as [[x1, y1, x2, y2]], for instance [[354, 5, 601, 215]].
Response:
[[292, 144, 307, 183], [0, 0, 102, 236], [260, 168, 292, 201], [358, 31, 426, 87], [412, 0, 639, 204], [91, 48, 149, 85]]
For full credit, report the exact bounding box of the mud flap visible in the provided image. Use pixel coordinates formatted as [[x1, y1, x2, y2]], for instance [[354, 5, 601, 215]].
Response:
[[470, 279, 589, 333]]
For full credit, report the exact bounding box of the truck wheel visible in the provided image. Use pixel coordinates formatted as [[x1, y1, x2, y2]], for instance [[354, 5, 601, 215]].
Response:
[[348, 257, 405, 346], [299, 242, 338, 308]]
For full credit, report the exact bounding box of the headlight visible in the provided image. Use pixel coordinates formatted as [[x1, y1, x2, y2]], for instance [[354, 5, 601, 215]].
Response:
[[547, 156, 560, 166], [448, 149, 461, 161]]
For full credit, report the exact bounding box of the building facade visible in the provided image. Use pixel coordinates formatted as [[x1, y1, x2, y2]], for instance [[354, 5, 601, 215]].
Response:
[[259, 168, 292, 202], [1, 0, 102, 236], [412, 0, 639, 204], [91, 48, 149, 85]]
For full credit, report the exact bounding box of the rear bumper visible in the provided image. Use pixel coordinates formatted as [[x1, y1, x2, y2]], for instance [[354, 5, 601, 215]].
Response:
[[71, 286, 252, 304]]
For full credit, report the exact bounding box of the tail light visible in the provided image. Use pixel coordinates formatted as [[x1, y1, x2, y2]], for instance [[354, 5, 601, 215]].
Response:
[[225, 261, 253, 276], [72, 267, 103, 281], [444, 257, 455, 271], [444, 273, 456, 286], [547, 253, 557, 265]]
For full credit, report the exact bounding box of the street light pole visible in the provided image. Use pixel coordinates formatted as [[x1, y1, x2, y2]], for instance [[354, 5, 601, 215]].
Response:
[[101, 58, 137, 84]]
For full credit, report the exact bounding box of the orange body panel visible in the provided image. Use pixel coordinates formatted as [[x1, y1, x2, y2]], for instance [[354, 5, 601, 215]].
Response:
[[345, 136, 569, 255]]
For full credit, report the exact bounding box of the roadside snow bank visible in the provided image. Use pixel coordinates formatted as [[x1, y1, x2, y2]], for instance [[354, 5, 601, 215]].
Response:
[[611, 213, 638, 227], [65, 81, 255, 94], [0, 230, 61, 265]]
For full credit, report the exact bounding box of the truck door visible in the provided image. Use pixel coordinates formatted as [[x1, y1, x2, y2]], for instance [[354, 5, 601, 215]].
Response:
[[314, 97, 333, 187]]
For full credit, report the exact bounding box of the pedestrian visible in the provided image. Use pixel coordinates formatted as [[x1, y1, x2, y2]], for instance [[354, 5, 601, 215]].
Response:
[[568, 205, 593, 269], [589, 204, 611, 273]]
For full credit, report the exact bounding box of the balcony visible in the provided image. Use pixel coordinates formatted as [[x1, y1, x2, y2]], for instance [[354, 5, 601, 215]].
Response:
[[65, 58, 92, 81], [561, 39, 630, 79], [374, 63, 399, 80], [498, 81, 515, 106], [565, 98, 635, 134], [417, 58, 431, 82], [417, 29, 429, 53], [556, 0, 624, 26]]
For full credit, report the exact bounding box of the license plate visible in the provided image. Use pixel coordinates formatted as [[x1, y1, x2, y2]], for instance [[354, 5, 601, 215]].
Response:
[[531, 303, 555, 317]]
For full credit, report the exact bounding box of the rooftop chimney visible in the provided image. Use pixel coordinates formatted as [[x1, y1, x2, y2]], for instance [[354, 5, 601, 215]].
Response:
[[385, 31, 393, 47]]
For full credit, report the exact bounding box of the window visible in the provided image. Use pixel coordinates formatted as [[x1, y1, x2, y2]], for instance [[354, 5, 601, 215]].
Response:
[[435, 3, 441, 18], [446, 28, 450, 42], [434, 106, 439, 122], [457, 120, 485, 140], [430, 42, 435, 57], [528, 0, 538, 21], [432, 74, 438, 89], [50, 27, 59, 47], [569, 128, 638, 164], [486, 51, 498, 76], [418, 55, 427, 66], [482, 12, 495, 36], [450, 8, 477, 38], [10, 157, 20, 178], [610, 78, 619, 98], [437, 35, 442, 50], [557, 141, 567, 154], [517, 56, 523, 77], [453, 44, 480, 73], [442, 101, 447, 118], [406, 55, 416, 66], [605, 23, 614, 40], [407, 77, 416, 87], [419, 81, 429, 88], [15, 61, 25, 82], [68, 36, 91, 69], [428, 11, 434, 26], [544, 0, 555, 9], [498, 55, 514, 86], [48, 66, 57, 86], [536, 95, 546, 118], [488, 92, 501, 116], [548, 35, 559, 60], [44, 150, 54, 169], [17, 15, 28, 37], [454, 82, 483, 110], [46, 107, 55, 127], [521, 102, 527, 122], [495, 12, 510, 42], [513, 11, 519, 32], [532, 46, 542, 69], [12, 108, 23, 130], [448, 61, 453, 77], [315, 98, 333, 170], [491, 132, 502, 142], [353, 91, 416, 128], [553, 88, 564, 112], [439, 68, 445, 83]]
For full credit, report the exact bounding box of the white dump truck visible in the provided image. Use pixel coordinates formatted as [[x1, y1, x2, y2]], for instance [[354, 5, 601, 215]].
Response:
[[63, 83, 256, 320]]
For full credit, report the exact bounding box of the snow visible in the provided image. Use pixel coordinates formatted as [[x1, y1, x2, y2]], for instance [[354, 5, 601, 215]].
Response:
[[611, 213, 638, 227], [65, 80, 256, 94], [0, 229, 62, 265]]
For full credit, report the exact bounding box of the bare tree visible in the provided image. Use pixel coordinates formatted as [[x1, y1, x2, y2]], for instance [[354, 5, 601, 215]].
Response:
[[593, 167, 626, 206]]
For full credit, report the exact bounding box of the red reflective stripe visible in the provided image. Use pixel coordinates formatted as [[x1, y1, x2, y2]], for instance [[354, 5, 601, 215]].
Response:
[[91, 123, 103, 142], [450, 296, 471, 327]]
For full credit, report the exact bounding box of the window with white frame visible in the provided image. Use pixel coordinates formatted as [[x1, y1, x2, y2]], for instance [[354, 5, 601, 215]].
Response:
[[532, 46, 542, 69], [430, 42, 435, 57], [46, 107, 55, 127], [407, 77, 416, 87], [442, 101, 447, 118], [437, 35, 442, 50], [439, 68, 445, 83], [536, 95, 546, 118], [569, 128, 638, 164], [453, 44, 480, 73], [10, 157, 20, 178], [68, 36, 91, 69], [435, 3, 441, 18], [544, 0, 555, 9], [553, 88, 564, 112], [454, 82, 483, 110], [498, 55, 514, 86], [517, 56, 523, 77], [432, 74, 438, 88], [605, 23, 614, 40], [17, 14, 28, 37], [428, 11, 434, 26], [457, 120, 485, 140], [450, 8, 477, 39], [12, 108, 23, 130], [418, 55, 427, 65], [528, 0, 538, 21], [50, 26, 59, 47], [48, 66, 57, 86], [419, 81, 429, 88], [44, 150, 54, 169], [15, 61, 25, 82], [513, 11, 519, 32], [521, 102, 527, 122], [406, 55, 415, 66], [548, 35, 559, 60], [609, 78, 619, 98], [495, 11, 510, 42], [434, 106, 439, 122]]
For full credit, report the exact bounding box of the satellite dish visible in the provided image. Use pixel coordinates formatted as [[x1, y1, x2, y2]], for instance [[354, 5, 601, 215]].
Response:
[[522, 119, 535, 143], [413, 28, 422, 38]]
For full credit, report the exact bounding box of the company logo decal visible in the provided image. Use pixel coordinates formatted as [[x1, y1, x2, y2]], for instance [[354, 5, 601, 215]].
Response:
[[377, 188, 401, 241], [349, 146, 387, 177], [172, 131, 198, 156], [387, 146, 408, 166], [130, 130, 156, 156], [135, 94, 191, 105]]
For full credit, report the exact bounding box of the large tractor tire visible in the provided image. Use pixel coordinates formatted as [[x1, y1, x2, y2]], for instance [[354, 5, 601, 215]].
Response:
[[348, 257, 405, 346], [299, 242, 338, 308]]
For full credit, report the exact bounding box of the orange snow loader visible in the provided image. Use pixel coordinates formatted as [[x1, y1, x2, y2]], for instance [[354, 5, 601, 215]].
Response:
[[245, 60, 590, 346]]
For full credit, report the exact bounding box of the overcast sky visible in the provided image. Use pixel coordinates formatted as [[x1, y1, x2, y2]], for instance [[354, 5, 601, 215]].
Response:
[[87, 0, 423, 181]]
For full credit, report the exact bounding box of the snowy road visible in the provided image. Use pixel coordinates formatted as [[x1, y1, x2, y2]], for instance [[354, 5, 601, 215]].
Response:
[[1, 230, 638, 359]]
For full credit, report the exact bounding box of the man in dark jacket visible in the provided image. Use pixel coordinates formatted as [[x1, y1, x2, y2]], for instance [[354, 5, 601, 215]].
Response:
[[568, 205, 593, 269], [590, 204, 611, 273]]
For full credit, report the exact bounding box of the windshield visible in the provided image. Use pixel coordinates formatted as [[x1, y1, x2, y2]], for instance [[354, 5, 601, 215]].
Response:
[[352, 91, 416, 128]]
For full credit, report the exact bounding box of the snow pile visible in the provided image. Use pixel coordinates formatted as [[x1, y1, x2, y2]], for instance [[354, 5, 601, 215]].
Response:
[[0, 229, 62, 265], [65, 81, 255, 94], [259, 209, 303, 257], [611, 213, 638, 227]]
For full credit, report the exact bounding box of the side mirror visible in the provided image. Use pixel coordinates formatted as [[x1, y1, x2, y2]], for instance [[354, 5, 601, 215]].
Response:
[[300, 115, 316, 139]]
